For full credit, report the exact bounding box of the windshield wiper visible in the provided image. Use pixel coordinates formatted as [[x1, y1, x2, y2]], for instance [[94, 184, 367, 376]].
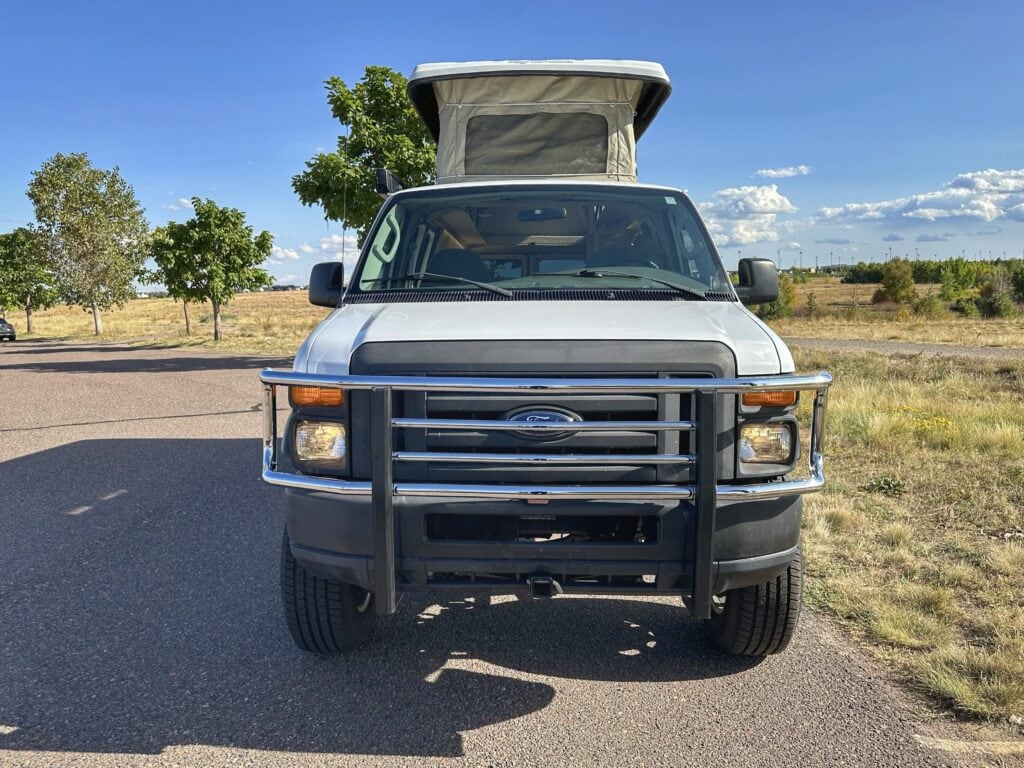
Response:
[[564, 269, 708, 300], [365, 271, 513, 297]]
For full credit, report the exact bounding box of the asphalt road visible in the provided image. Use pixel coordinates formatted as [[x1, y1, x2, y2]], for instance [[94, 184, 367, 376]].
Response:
[[0, 340, 979, 767]]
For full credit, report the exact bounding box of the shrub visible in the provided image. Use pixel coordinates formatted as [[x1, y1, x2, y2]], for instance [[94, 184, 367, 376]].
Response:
[[862, 474, 906, 497], [913, 293, 948, 319], [977, 266, 1019, 318], [977, 292, 1018, 319], [804, 291, 819, 319], [755, 273, 796, 320], [939, 257, 977, 300], [871, 287, 890, 305], [1008, 261, 1024, 302], [880, 258, 917, 304], [953, 297, 980, 317], [842, 261, 885, 284]]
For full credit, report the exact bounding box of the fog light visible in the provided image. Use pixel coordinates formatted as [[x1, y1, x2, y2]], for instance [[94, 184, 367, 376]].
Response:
[[294, 421, 346, 463], [739, 423, 793, 464]]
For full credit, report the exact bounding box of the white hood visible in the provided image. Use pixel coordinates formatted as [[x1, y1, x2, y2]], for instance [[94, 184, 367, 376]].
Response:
[[295, 301, 791, 377]]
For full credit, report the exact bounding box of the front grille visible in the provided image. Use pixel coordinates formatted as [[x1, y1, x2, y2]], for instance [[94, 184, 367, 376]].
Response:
[[393, 379, 695, 484], [346, 339, 738, 484]]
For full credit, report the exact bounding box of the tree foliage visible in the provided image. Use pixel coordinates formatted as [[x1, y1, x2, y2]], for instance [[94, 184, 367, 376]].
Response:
[[938, 257, 976, 300], [292, 66, 436, 239], [880, 258, 917, 304], [150, 197, 273, 340], [26, 152, 148, 334], [755, 273, 797, 320], [0, 227, 59, 331]]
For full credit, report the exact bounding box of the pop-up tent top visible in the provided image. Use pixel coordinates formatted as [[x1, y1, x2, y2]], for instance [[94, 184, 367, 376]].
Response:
[[407, 60, 671, 184]]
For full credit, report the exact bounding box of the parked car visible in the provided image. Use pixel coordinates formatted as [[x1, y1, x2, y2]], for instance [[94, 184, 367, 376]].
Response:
[[0, 318, 15, 342], [259, 60, 832, 657]]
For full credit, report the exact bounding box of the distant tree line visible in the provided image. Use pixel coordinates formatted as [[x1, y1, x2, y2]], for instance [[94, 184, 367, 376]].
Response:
[[842, 257, 1024, 288]]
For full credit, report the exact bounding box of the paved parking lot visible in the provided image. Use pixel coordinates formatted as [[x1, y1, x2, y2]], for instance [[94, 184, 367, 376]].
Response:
[[0, 341, 966, 767]]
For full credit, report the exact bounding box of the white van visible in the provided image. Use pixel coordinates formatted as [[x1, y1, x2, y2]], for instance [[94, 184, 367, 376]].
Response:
[[260, 60, 832, 656]]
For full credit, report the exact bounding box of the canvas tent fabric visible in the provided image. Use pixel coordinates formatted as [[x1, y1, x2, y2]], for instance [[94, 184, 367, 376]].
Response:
[[407, 61, 671, 184]]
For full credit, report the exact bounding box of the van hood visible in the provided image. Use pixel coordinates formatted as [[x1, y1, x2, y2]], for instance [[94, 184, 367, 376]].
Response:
[[295, 300, 792, 376]]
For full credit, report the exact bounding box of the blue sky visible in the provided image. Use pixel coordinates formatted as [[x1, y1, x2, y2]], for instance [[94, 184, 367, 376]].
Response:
[[2, 0, 1024, 282]]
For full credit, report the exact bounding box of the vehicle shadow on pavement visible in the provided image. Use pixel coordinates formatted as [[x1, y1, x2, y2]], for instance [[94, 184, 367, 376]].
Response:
[[0, 439, 758, 758]]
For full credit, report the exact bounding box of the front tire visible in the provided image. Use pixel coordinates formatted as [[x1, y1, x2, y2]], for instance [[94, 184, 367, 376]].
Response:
[[280, 528, 376, 654], [706, 549, 803, 656]]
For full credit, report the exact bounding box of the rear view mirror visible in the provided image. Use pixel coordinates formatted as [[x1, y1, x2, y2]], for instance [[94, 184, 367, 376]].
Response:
[[735, 258, 779, 305], [308, 262, 345, 308]]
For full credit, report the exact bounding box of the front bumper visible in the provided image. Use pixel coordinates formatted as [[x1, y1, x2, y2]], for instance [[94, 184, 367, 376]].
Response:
[[260, 369, 831, 619], [286, 489, 803, 597]]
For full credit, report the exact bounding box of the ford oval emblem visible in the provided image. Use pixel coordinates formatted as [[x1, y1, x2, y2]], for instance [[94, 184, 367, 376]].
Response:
[[505, 406, 582, 441]]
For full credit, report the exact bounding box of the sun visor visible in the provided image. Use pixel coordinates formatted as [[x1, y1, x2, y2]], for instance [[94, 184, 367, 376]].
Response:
[[408, 61, 671, 184]]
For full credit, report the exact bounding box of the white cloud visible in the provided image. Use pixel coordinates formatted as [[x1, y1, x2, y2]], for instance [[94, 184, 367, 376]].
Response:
[[318, 232, 360, 254], [264, 245, 301, 266], [755, 164, 813, 179], [271, 246, 300, 261], [698, 185, 797, 247], [317, 231, 362, 271], [784, 241, 802, 251], [818, 168, 1024, 224], [881, 233, 905, 242], [274, 274, 301, 284], [814, 237, 852, 245], [299, 242, 316, 254], [164, 197, 194, 211]]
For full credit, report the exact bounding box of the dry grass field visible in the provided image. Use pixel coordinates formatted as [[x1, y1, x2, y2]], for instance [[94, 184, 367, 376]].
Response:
[[6, 289, 1024, 722], [781, 277, 1024, 348], [8, 292, 332, 356], [796, 349, 1023, 720]]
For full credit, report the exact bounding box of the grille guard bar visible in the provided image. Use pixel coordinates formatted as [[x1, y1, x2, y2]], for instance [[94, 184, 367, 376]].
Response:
[[260, 368, 831, 619]]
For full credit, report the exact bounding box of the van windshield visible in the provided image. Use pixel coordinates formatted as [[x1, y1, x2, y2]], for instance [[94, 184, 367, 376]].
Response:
[[349, 185, 733, 299]]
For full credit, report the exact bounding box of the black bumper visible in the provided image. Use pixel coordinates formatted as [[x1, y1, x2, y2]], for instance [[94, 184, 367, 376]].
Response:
[[285, 489, 802, 602]]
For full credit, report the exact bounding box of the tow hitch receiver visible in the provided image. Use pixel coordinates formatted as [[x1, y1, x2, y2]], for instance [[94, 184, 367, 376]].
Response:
[[528, 576, 562, 598]]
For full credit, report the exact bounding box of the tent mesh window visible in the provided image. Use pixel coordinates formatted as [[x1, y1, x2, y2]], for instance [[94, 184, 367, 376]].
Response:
[[464, 112, 609, 176]]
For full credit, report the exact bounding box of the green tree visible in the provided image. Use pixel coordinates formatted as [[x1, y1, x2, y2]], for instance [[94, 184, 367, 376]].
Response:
[[150, 198, 273, 340], [756, 273, 797, 321], [27, 152, 149, 334], [939, 257, 976, 300], [292, 65, 436, 239], [0, 227, 59, 332], [880, 258, 916, 304]]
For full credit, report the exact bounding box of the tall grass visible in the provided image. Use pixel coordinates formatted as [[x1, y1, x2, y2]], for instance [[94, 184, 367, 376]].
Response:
[[798, 350, 1024, 720]]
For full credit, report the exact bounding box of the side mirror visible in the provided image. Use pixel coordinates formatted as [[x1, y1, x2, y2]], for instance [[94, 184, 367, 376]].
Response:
[[735, 258, 779, 305], [375, 168, 406, 198], [308, 261, 345, 308]]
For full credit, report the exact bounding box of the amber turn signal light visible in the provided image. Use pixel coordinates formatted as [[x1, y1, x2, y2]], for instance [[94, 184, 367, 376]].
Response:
[[290, 386, 345, 407], [742, 390, 797, 407]]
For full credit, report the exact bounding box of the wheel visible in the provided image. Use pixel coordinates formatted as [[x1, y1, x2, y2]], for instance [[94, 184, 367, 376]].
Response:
[[705, 548, 803, 656], [280, 527, 376, 654]]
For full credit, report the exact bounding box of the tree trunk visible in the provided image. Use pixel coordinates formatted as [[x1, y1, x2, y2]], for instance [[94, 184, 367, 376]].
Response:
[[212, 300, 222, 341], [183, 301, 191, 336], [91, 302, 102, 335], [25, 304, 33, 334]]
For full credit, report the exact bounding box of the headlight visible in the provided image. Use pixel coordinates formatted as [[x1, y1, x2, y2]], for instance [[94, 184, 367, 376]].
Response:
[[294, 421, 347, 464], [739, 423, 793, 464]]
